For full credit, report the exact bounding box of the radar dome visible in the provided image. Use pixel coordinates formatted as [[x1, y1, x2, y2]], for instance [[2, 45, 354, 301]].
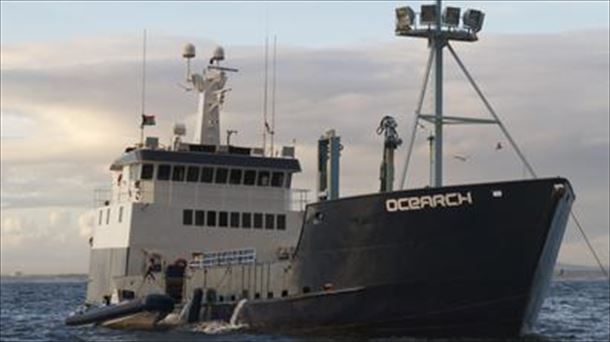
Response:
[[182, 43, 196, 59], [212, 46, 225, 62], [173, 123, 187, 136]]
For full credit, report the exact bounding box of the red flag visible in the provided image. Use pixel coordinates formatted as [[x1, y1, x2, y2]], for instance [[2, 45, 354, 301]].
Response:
[[141, 114, 156, 126]]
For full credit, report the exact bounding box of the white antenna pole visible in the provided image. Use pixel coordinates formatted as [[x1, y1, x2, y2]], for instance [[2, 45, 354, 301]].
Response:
[[271, 35, 277, 157], [262, 35, 269, 156], [139, 29, 147, 146]]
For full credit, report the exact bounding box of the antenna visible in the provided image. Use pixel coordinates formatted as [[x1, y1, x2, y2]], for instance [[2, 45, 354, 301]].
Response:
[[262, 35, 269, 156], [139, 29, 148, 146], [271, 35, 277, 156]]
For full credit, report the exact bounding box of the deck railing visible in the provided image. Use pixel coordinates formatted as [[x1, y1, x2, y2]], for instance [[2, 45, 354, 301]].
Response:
[[93, 186, 311, 211]]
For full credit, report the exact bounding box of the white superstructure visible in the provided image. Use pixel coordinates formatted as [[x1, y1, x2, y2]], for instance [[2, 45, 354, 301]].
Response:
[[86, 46, 305, 304]]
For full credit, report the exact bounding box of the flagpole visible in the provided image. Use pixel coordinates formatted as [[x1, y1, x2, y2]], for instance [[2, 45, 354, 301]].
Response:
[[140, 29, 147, 146]]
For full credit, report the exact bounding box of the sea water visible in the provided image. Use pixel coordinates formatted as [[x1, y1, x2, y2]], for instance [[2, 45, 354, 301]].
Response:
[[1, 278, 608, 341]]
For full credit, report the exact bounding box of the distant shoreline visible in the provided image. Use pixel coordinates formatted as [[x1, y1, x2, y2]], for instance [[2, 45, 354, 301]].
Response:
[[1, 272, 607, 282], [0, 274, 87, 281]]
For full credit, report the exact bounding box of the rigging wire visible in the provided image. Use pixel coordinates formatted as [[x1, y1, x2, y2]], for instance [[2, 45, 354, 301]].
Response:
[[446, 43, 608, 279], [569, 209, 609, 278]]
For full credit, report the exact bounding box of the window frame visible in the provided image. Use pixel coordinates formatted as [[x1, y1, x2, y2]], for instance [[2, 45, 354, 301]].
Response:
[[186, 166, 200, 182], [243, 170, 256, 186], [277, 214, 286, 230], [183, 209, 193, 226], [242, 213, 252, 229], [229, 169, 243, 185], [271, 172, 284, 187], [253, 213, 263, 229], [200, 167, 214, 183], [265, 213, 275, 230], [218, 211, 228, 227], [157, 164, 171, 180], [230, 212, 240, 228], [172, 165, 186, 182], [206, 210, 217, 227], [257, 171, 270, 186], [118, 206, 124, 223], [140, 164, 155, 180], [215, 168, 229, 184], [195, 210, 205, 226]]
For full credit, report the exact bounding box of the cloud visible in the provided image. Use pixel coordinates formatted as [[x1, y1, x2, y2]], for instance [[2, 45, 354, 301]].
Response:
[[0, 208, 91, 274], [1, 30, 608, 273]]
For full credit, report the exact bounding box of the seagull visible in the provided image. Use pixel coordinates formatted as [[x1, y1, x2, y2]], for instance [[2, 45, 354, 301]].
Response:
[[453, 155, 470, 162]]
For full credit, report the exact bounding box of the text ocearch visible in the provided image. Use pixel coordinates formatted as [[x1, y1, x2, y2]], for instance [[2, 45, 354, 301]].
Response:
[[386, 192, 473, 212]]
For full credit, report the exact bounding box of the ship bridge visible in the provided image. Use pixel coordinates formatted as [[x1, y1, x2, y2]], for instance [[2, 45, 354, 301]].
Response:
[[88, 144, 307, 304]]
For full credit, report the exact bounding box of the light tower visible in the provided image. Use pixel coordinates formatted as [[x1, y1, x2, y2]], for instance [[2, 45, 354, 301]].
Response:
[[396, 1, 488, 188]]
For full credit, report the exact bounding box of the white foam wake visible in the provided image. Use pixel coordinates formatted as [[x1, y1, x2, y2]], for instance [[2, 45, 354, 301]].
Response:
[[192, 299, 249, 335]]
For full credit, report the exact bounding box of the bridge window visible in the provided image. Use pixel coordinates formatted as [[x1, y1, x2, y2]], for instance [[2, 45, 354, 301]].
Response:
[[206, 211, 217, 227], [229, 169, 242, 185], [183, 209, 193, 225], [253, 213, 263, 229], [271, 172, 284, 187], [265, 214, 275, 230], [242, 213, 252, 228], [118, 206, 124, 223], [187, 166, 200, 182], [200, 167, 214, 183], [243, 170, 256, 186], [215, 168, 228, 184], [230, 212, 240, 228], [195, 210, 205, 226], [277, 214, 286, 230], [106, 208, 111, 225], [172, 165, 186, 181], [285, 173, 292, 188], [98, 210, 103, 226], [141, 164, 154, 180], [157, 164, 171, 180], [219, 211, 228, 227], [257, 171, 270, 186]]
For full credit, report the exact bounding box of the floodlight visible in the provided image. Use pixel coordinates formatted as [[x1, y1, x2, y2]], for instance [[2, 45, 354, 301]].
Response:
[[442, 7, 461, 27], [463, 9, 485, 32], [420, 5, 437, 25], [395, 6, 416, 33]]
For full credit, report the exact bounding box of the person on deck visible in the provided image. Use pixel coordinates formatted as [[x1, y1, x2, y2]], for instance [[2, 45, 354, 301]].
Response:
[[144, 258, 157, 281]]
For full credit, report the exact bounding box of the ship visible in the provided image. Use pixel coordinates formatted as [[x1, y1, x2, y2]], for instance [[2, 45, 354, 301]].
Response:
[[67, 0, 575, 337]]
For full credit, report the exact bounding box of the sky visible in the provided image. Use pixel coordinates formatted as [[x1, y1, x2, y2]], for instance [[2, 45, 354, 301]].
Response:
[[1, 1, 609, 275]]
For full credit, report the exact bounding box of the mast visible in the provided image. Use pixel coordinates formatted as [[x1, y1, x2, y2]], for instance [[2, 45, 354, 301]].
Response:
[[182, 45, 238, 147], [395, 0, 487, 188], [271, 35, 277, 157], [262, 36, 269, 156], [432, 0, 443, 187]]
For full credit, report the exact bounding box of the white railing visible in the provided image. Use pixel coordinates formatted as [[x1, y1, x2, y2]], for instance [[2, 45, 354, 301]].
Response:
[[94, 185, 310, 210], [290, 189, 311, 211], [188, 248, 256, 268], [92, 186, 154, 207]]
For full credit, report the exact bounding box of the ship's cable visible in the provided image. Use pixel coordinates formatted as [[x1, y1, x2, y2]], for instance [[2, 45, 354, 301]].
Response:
[[570, 209, 609, 278], [447, 42, 609, 279]]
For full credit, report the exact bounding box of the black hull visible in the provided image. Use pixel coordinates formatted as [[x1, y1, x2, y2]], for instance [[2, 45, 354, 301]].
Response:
[[239, 178, 574, 337]]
